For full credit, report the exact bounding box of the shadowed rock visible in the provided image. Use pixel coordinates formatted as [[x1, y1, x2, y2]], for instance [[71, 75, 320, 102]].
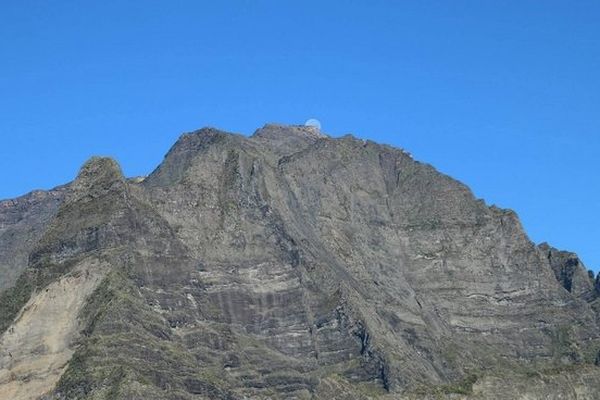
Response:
[[538, 242, 597, 301]]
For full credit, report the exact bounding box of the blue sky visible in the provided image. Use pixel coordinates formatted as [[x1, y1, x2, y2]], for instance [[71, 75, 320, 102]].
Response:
[[1, 1, 598, 271]]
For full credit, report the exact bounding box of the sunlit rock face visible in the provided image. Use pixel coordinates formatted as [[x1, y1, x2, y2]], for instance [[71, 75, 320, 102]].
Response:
[[0, 124, 599, 399]]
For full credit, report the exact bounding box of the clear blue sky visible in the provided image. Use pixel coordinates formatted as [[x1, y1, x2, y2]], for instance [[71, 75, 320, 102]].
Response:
[[1, 1, 598, 271]]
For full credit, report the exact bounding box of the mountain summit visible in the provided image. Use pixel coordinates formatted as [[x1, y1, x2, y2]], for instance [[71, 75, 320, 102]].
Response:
[[1, 125, 599, 399]]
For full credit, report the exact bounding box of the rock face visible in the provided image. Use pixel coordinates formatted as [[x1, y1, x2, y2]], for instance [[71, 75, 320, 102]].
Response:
[[0, 187, 66, 290], [537, 243, 597, 301], [0, 124, 599, 399]]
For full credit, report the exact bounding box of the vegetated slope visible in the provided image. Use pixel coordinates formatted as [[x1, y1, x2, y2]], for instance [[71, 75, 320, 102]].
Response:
[[0, 124, 599, 400]]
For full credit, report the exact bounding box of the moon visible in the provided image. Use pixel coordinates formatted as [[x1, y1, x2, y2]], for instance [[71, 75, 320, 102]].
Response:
[[304, 118, 321, 129]]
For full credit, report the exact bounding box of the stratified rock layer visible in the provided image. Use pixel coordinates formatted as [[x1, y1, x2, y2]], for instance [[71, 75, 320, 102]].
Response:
[[0, 124, 599, 399]]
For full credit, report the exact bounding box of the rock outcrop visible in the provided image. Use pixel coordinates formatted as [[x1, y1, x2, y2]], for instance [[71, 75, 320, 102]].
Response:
[[0, 124, 599, 399], [538, 243, 597, 301]]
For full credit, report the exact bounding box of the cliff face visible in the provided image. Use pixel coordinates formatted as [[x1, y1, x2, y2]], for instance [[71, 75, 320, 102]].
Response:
[[0, 125, 599, 399], [0, 187, 67, 290], [537, 243, 597, 301]]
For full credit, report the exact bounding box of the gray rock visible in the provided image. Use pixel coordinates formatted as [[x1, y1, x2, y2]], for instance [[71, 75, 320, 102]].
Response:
[[1, 124, 600, 399], [0, 186, 67, 290], [537, 242, 597, 301]]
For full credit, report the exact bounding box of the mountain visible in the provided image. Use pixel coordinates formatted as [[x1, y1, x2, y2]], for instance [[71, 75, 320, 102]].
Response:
[[0, 124, 599, 400]]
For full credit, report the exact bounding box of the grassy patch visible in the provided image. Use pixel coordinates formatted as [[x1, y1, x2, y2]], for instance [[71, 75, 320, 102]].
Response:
[[0, 272, 34, 334], [439, 373, 478, 395]]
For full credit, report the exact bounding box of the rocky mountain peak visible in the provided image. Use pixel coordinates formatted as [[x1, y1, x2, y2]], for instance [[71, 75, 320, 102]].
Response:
[[251, 123, 328, 156], [143, 127, 239, 187], [171, 127, 230, 151], [69, 156, 125, 200], [253, 123, 327, 140], [1, 124, 600, 399]]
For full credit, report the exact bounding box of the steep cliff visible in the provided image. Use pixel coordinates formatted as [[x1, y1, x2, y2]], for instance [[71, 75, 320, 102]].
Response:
[[0, 124, 598, 399], [0, 187, 67, 290]]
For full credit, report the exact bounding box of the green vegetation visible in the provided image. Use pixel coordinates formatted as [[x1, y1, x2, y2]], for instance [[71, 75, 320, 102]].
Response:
[[439, 373, 478, 395], [55, 270, 236, 399], [325, 373, 388, 399], [551, 324, 582, 363], [0, 271, 34, 334]]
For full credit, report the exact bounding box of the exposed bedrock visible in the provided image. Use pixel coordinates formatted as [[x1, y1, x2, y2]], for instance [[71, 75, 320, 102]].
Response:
[[0, 125, 599, 399]]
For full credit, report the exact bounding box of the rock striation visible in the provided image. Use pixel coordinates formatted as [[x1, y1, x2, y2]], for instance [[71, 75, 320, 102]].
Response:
[[0, 124, 599, 399]]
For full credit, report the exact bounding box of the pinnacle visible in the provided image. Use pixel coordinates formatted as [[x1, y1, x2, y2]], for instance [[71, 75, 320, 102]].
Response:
[[70, 156, 126, 200]]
